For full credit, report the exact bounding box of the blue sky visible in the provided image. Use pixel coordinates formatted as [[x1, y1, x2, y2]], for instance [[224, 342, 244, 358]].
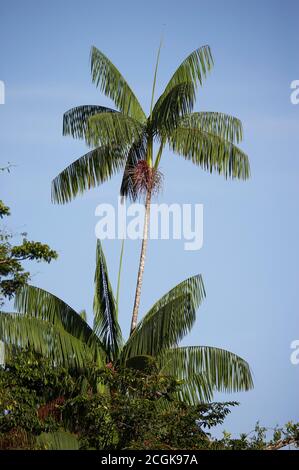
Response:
[[1, 0, 299, 437]]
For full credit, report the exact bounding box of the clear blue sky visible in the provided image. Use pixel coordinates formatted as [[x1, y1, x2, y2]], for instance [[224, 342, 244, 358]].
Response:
[[1, 0, 299, 437]]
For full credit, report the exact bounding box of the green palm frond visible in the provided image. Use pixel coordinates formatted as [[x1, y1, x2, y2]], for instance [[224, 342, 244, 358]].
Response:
[[37, 430, 80, 450], [93, 240, 122, 361], [181, 112, 243, 143], [51, 145, 128, 204], [63, 105, 117, 140], [120, 136, 147, 201], [178, 373, 214, 403], [163, 45, 213, 95], [121, 275, 205, 361], [169, 126, 250, 180], [91, 46, 146, 122], [86, 112, 144, 148], [79, 309, 87, 322], [159, 346, 253, 404], [0, 312, 93, 369], [151, 83, 196, 137], [15, 285, 99, 350]]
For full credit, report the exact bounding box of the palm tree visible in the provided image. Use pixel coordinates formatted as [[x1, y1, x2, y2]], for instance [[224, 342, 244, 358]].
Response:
[[0, 240, 253, 404], [51, 45, 250, 334]]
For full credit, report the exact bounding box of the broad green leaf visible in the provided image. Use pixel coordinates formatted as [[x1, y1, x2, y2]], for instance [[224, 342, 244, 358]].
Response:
[[121, 275, 205, 360], [0, 312, 92, 369], [15, 285, 100, 352], [37, 430, 80, 450]]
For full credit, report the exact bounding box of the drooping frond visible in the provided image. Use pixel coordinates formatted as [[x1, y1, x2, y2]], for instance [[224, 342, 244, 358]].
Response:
[[15, 285, 99, 351], [163, 45, 213, 95], [37, 431, 80, 450], [0, 312, 92, 369], [91, 46, 146, 122], [181, 112, 243, 144], [51, 144, 128, 204], [169, 126, 250, 180], [63, 105, 116, 140], [151, 83, 196, 137], [159, 346, 253, 404], [93, 240, 122, 361], [86, 112, 144, 148], [121, 275, 205, 361], [120, 136, 147, 201]]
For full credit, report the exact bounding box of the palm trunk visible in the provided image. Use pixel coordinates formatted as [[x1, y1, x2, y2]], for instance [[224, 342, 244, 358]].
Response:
[[130, 189, 151, 335]]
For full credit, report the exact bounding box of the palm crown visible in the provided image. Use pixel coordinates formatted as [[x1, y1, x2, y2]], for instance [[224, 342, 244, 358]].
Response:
[[52, 45, 249, 204], [0, 240, 253, 404]]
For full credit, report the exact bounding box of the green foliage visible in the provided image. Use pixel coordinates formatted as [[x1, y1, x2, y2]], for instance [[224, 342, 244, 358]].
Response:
[[0, 352, 297, 450], [0, 351, 76, 449], [0, 202, 57, 304], [62, 365, 235, 450], [0, 200, 10, 218]]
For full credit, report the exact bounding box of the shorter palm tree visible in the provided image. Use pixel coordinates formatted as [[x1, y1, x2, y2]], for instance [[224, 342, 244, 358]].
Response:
[[0, 241, 253, 403]]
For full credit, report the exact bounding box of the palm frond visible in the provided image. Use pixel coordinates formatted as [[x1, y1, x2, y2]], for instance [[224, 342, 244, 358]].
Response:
[[93, 240, 122, 361], [169, 126, 250, 180], [63, 105, 116, 139], [86, 112, 144, 148], [151, 83, 196, 137], [181, 112, 243, 143], [121, 275, 205, 361], [51, 144, 128, 204], [79, 309, 87, 322], [178, 373, 214, 403], [163, 45, 213, 95], [0, 312, 92, 369], [37, 430, 80, 450], [91, 46, 146, 122], [15, 285, 100, 351], [159, 346, 253, 404]]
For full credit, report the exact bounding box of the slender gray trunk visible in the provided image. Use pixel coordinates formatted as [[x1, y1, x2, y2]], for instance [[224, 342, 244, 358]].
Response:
[[130, 189, 151, 335]]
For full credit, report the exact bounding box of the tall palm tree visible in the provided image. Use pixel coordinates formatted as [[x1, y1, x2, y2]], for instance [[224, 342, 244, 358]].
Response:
[[0, 240, 252, 404], [52, 45, 250, 334]]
